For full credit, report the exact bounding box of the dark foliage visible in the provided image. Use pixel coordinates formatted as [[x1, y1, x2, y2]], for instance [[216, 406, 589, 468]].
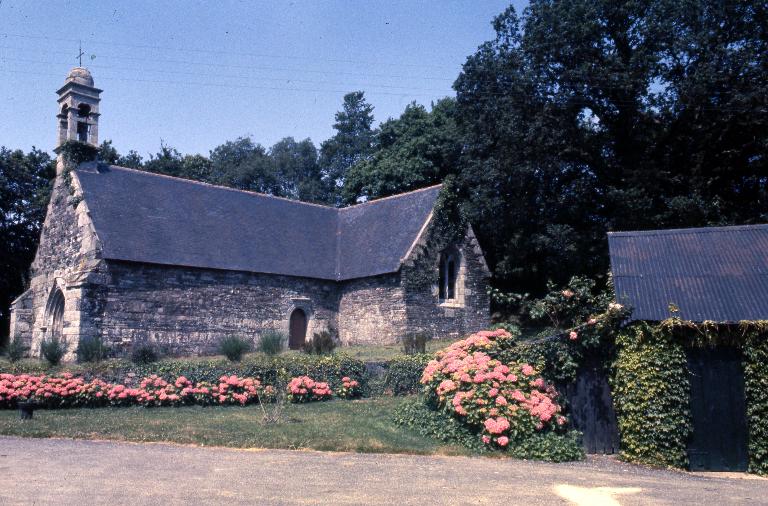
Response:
[[131, 343, 160, 365], [302, 329, 338, 355], [218, 336, 252, 362], [451, 0, 768, 294], [75, 336, 109, 363], [383, 354, 432, 395], [40, 336, 68, 366], [0, 148, 54, 342], [400, 333, 431, 355], [5, 336, 29, 363], [257, 330, 285, 356]]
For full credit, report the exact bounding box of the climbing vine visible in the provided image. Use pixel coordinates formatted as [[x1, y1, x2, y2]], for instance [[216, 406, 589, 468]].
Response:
[[403, 178, 467, 291], [57, 141, 99, 208], [611, 318, 768, 474], [611, 321, 692, 469]]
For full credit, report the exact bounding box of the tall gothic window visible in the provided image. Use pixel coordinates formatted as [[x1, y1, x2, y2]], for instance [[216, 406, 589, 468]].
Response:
[[48, 289, 65, 339], [439, 251, 458, 301]]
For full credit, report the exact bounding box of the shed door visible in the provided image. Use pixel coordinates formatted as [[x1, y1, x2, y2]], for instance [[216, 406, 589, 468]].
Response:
[[561, 355, 620, 454], [288, 309, 307, 350], [687, 347, 749, 471]]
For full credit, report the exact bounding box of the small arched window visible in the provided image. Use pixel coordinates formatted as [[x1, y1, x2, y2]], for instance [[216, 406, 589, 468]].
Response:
[[438, 251, 458, 301]]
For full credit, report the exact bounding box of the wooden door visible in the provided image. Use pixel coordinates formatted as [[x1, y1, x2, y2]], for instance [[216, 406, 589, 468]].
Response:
[[288, 309, 307, 350], [561, 355, 620, 454], [687, 347, 749, 471]]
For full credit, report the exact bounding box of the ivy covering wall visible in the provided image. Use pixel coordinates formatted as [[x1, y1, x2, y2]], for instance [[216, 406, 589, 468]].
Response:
[[608, 320, 768, 474], [611, 322, 692, 468]]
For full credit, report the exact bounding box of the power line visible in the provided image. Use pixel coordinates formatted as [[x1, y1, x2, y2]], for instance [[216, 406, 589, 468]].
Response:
[[0, 68, 441, 98], [0, 32, 460, 72], [0, 56, 452, 93], [0, 44, 455, 83]]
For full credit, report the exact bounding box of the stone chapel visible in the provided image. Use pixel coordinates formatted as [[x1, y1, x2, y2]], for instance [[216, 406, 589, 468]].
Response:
[[9, 68, 490, 357]]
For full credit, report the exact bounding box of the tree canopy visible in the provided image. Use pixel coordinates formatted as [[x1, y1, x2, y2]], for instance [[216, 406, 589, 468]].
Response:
[[2, 0, 767, 339], [0, 148, 54, 344]]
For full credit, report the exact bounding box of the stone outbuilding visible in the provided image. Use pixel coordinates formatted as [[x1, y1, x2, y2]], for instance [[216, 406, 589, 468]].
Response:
[[9, 68, 491, 357]]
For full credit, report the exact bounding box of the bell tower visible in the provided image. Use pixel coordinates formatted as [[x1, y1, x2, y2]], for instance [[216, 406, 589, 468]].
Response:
[[56, 67, 102, 149]]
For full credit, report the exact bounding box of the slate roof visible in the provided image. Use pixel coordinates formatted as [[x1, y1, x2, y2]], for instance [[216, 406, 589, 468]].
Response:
[[608, 224, 768, 322], [74, 164, 441, 281]]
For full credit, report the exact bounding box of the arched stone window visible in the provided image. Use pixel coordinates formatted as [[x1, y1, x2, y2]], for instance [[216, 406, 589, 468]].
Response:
[[47, 289, 65, 339], [439, 250, 459, 302]]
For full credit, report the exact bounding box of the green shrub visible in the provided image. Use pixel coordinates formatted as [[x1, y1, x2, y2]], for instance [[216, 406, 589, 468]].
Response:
[[6, 336, 29, 363], [124, 353, 367, 391], [40, 336, 68, 366], [257, 331, 285, 356], [384, 354, 431, 395], [611, 322, 692, 469], [393, 398, 584, 461], [393, 398, 486, 451], [218, 336, 252, 362], [303, 329, 337, 355], [401, 333, 431, 355], [131, 343, 160, 365], [76, 336, 109, 363]]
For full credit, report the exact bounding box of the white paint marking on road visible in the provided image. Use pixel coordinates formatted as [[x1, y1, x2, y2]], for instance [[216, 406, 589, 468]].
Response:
[[554, 484, 642, 506]]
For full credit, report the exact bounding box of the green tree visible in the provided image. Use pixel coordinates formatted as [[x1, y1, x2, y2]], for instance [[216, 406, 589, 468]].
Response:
[[210, 137, 277, 193], [342, 98, 461, 205], [0, 147, 54, 342], [319, 91, 376, 205], [454, 0, 768, 294], [269, 137, 325, 202], [143, 142, 185, 177]]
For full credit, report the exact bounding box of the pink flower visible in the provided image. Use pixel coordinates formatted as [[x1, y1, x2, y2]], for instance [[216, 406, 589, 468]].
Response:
[[587, 318, 597, 325], [521, 365, 534, 376], [496, 436, 509, 447], [495, 395, 507, 406], [561, 289, 574, 298], [569, 331, 578, 340], [482, 435, 491, 444]]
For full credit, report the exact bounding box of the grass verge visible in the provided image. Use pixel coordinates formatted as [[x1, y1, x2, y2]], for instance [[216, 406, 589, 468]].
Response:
[[0, 396, 471, 456]]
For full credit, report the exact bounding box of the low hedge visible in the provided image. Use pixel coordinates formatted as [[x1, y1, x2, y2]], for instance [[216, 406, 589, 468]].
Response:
[[0, 353, 367, 391], [383, 354, 432, 395]]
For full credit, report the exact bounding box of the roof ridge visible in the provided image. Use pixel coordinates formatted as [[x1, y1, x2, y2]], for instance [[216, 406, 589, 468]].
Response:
[[608, 223, 768, 237], [94, 165, 442, 213], [339, 184, 443, 211], [95, 164, 336, 211]]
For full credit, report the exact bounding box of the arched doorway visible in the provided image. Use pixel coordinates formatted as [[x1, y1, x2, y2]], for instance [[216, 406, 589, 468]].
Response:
[[47, 289, 65, 339], [288, 308, 307, 350]]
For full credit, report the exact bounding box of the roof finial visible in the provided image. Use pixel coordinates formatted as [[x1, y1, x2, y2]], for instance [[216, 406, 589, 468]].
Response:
[[77, 40, 85, 67]]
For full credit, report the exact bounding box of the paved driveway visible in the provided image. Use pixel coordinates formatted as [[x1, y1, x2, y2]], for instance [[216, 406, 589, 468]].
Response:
[[0, 436, 765, 505]]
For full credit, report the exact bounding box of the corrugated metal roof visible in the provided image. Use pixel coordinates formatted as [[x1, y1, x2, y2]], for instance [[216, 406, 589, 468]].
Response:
[[608, 224, 768, 322], [75, 164, 441, 281]]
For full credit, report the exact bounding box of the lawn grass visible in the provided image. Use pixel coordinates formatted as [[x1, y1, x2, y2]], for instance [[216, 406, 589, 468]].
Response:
[[0, 396, 472, 456], [339, 338, 460, 362]]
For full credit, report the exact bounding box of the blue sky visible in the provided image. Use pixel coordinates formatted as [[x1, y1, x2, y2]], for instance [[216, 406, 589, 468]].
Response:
[[0, 1, 526, 157]]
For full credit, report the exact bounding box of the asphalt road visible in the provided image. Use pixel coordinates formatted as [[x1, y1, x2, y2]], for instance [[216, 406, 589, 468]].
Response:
[[0, 436, 766, 505]]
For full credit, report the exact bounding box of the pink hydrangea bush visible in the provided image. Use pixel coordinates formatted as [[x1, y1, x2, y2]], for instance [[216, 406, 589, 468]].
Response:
[[0, 373, 264, 409], [286, 376, 333, 403], [336, 376, 362, 399], [421, 329, 569, 449]]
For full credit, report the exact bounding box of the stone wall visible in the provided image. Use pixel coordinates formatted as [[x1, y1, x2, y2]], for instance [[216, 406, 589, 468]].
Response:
[[11, 163, 104, 358], [98, 261, 339, 355], [338, 274, 407, 345], [401, 226, 490, 340]]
